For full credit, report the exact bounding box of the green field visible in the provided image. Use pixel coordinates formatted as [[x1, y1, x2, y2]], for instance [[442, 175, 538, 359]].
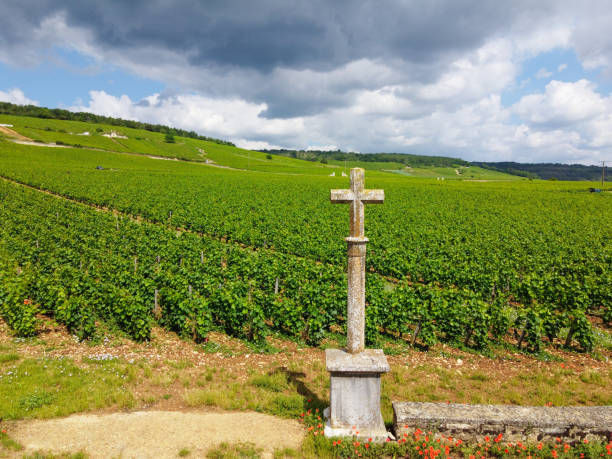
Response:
[[0, 114, 337, 174], [0, 115, 610, 355]]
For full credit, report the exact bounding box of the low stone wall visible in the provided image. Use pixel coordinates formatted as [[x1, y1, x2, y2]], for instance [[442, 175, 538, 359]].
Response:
[[393, 402, 612, 444]]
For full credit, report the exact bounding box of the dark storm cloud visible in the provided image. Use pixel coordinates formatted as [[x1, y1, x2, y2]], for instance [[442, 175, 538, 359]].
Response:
[[2, 0, 526, 72], [0, 0, 579, 118]]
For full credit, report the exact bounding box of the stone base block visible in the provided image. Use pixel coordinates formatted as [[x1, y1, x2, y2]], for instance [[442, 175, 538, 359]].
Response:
[[393, 402, 612, 444], [325, 349, 390, 441]]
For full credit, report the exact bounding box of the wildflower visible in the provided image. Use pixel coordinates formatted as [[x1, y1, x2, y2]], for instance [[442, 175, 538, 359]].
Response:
[[365, 443, 369, 449], [1, 429, 6, 434], [552, 450, 558, 458], [23, 299, 31, 304], [537, 442, 543, 450], [584, 439, 589, 444], [484, 436, 490, 442], [386, 437, 390, 442], [368, 438, 372, 443]]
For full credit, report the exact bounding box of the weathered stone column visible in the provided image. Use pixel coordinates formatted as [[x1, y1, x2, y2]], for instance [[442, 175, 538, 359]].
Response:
[[346, 236, 367, 353]]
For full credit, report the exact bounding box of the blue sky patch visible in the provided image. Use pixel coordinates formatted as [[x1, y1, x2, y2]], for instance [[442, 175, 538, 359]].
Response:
[[0, 47, 164, 108]]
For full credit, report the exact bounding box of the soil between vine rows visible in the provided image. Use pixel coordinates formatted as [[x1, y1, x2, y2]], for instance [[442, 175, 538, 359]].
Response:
[[1, 316, 610, 410]]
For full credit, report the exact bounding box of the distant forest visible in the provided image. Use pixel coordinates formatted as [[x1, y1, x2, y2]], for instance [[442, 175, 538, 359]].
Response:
[[0, 102, 234, 146], [473, 162, 605, 182], [260, 149, 468, 167]]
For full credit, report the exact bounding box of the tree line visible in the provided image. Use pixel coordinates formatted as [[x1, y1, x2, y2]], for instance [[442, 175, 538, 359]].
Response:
[[259, 149, 468, 167]]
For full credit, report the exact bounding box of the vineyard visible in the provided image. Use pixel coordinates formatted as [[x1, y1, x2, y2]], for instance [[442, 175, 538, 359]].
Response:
[[0, 116, 610, 355]]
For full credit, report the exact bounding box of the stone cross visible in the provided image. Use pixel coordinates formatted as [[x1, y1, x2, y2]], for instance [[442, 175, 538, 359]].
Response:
[[331, 168, 384, 353]]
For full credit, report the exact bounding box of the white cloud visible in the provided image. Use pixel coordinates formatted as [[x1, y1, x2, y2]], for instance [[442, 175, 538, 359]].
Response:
[[70, 90, 304, 143], [512, 79, 607, 125], [535, 68, 553, 79], [0, 88, 38, 105], [233, 139, 283, 150], [558, 63, 568, 72]]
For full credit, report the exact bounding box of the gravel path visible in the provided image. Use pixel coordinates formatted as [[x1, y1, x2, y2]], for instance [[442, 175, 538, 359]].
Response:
[[8, 410, 304, 458]]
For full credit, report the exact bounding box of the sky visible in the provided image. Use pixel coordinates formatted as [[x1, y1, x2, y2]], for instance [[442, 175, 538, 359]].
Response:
[[2, 1, 612, 164]]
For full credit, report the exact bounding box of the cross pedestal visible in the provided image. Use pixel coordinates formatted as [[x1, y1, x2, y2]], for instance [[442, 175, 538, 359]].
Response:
[[324, 168, 391, 441], [324, 349, 390, 440]]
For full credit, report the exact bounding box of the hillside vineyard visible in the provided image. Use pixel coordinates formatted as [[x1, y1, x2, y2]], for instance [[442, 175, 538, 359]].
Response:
[[0, 118, 610, 354]]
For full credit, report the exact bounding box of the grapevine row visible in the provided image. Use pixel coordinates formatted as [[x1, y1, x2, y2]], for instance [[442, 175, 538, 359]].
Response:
[[0, 180, 599, 353]]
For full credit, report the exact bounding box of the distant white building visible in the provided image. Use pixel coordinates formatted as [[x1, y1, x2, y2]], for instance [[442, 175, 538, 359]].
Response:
[[102, 130, 127, 139], [329, 172, 335, 176], [0, 124, 13, 127]]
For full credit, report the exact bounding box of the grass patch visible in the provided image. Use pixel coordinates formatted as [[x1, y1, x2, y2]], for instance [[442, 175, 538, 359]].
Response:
[[81, 355, 120, 365], [273, 447, 299, 458], [184, 369, 307, 419], [178, 447, 191, 456], [206, 442, 262, 459], [167, 359, 194, 370], [0, 356, 134, 419], [467, 371, 490, 382], [249, 372, 289, 392], [0, 352, 19, 363], [0, 430, 24, 451]]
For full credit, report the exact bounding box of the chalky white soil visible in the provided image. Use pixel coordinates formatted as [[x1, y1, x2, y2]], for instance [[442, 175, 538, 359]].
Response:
[[9, 410, 304, 458]]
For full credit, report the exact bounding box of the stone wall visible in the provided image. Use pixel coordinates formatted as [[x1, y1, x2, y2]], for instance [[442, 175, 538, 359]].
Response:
[[393, 402, 612, 444]]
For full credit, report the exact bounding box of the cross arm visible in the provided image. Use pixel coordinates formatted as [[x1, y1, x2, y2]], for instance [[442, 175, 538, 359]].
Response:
[[330, 189, 354, 203], [360, 189, 384, 204]]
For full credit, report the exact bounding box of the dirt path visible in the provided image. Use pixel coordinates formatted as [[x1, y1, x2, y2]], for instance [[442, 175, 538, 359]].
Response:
[[12, 140, 70, 148], [7, 410, 304, 458], [0, 126, 31, 141]]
